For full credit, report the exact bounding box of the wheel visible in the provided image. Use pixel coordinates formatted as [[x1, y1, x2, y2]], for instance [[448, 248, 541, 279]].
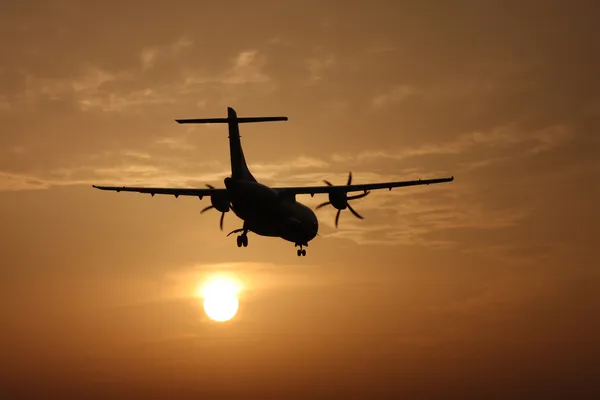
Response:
[[242, 235, 248, 247], [301, 249, 306, 256], [236, 236, 242, 247], [297, 249, 302, 256]]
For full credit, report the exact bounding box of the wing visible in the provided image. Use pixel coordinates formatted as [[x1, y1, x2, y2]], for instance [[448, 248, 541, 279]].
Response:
[[92, 185, 225, 199], [273, 176, 454, 196], [93, 176, 454, 198]]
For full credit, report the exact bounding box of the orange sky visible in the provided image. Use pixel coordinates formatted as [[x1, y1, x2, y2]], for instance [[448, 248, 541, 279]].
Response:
[[1, 1, 599, 398]]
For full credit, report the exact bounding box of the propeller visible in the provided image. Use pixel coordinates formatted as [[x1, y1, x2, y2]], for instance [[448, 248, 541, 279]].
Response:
[[316, 172, 370, 228], [201, 184, 230, 231]]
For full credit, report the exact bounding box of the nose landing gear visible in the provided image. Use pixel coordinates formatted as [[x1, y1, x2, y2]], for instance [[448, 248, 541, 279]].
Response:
[[295, 242, 307, 257]]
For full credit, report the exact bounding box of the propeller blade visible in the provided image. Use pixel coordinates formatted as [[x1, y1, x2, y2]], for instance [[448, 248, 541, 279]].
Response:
[[348, 191, 370, 200], [323, 180, 333, 186], [347, 204, 364, 220], [205, 184, 215, 189], [201, 205, 214, 213], [346, 171, 352, 186], [335, 209, 341, 228], [316, 201, 331, 209], [219, 212, 225, 231]]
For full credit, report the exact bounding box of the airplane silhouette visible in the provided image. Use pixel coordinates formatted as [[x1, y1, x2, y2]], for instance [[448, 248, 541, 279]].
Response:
[[93, 107, 454, 256]]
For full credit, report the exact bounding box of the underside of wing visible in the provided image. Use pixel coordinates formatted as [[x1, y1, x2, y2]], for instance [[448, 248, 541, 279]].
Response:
[[92, 185, 225, 199]]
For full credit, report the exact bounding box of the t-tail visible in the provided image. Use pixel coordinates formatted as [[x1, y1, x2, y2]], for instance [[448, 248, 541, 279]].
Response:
[[175, 107, 288, 182]]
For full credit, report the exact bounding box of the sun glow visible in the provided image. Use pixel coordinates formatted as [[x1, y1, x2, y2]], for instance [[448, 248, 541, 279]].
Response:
[[197, 276, 241, 322]]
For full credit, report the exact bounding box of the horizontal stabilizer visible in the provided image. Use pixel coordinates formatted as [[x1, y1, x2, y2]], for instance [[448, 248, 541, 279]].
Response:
[[176, 116, 287, 124], [176, 106, 286, 124], [176, 117, 229, 124]]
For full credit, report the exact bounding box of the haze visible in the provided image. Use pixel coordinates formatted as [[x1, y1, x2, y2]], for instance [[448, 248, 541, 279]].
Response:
[[1, 1, 599, 398]]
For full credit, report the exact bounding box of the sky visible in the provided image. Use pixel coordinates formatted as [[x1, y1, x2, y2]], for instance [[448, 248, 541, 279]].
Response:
[[1, 0, 599, 397]]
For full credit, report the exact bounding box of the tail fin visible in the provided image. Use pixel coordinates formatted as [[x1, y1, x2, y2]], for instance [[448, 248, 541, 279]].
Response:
[[176, 107, 288, 181]]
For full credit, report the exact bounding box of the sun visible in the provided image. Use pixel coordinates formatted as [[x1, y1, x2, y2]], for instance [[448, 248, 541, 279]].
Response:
[[197, 276, 241, 322]]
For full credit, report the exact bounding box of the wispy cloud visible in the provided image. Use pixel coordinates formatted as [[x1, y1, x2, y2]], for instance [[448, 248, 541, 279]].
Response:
[[19, 67, 123, 104], [154, 136, 196, 151], [221, 50, 270, 85], [140, 48, 159, 70], [79, 87, 178, 112], [331, 123, 572, 166], [11, 45, 271, 113], [305, 54, 335, 83], [140, 36, 194, 70], [0, 171, 50, 191], [371, 84, 415, 108], [89, 49, 273, 111], [249, 156, 330, 180], [267, 37, 292, 46], [0, 153, 331, 192], [316, 184, 528, 248]]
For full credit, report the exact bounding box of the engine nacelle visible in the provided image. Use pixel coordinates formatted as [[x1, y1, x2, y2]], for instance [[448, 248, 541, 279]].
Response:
[[211, 192, 230, 213], [328, 192, 348, 210]]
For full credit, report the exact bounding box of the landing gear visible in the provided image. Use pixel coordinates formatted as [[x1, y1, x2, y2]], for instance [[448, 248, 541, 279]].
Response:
[[295, 243, 307, 257], [236, 233, 248, 248], [228, 225, 249, 248]]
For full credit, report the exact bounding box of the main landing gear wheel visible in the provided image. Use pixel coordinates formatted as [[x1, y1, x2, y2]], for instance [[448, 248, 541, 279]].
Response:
[[228, 227, 248, 248], [236, 234, 248, 248]]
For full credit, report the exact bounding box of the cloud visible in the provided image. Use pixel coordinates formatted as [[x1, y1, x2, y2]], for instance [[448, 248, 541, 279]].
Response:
[[154, 136, 196, 151], [140, 48, 159, 70], [119, 150, 152, 160], [371, 84, 415, 108], [249, 156, 330, 180], [171, 36, 194, 52], [10, 45, 270, 113], [0, 171, 50, 191], [0, 150, 226, 192], [528, 125, 572, 154], [85, 49, 273, 111], [18, 67, 121, 104], [331, 123, 572, 167], [305, 54, 335, 83], [140, 36, 193, 70], [0, 153, 332, 192], [221, 50, 270, 85], [267, 37, 292, 46], [78, 87, 177, 112], [316, 185, 529, 248]]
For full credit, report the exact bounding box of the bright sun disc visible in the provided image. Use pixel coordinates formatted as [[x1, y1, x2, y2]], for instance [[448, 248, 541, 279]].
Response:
[[198, 276, 240, 322]]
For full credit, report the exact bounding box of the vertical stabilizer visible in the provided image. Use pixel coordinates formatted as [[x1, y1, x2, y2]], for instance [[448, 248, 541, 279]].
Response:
[[175, 107, 288, 182], [227, 107, 256, 182]]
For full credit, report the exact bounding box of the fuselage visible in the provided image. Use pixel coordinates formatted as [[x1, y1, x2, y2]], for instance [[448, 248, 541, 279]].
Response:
[[224, 177, 318, 245]]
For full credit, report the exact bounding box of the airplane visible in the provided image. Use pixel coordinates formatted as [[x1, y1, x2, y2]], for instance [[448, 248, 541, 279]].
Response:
[[93, 107, 454, 256]]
